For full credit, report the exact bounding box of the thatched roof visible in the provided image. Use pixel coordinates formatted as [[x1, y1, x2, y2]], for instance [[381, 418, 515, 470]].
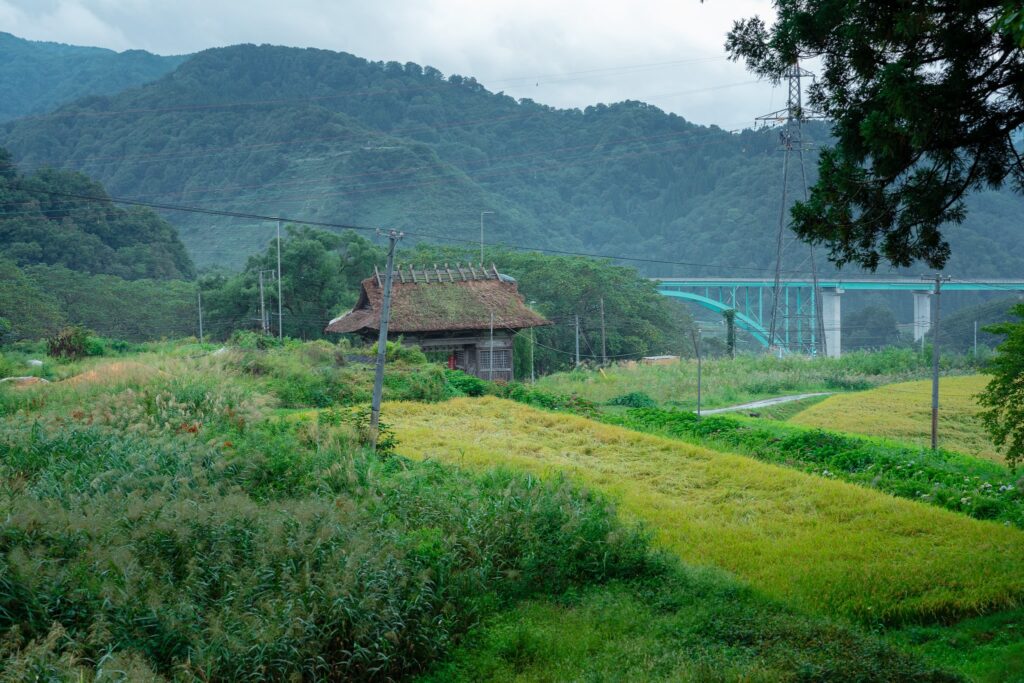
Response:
[[325, 264, 551, 335]]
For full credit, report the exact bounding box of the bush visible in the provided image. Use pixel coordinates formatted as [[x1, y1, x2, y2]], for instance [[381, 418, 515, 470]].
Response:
[[445, 369, 488, 397], [496, 383, 598, 417], [45, 326, 99, 359], [608, 391, 657, 408], [229, 329, 282, 350], [371, 339, 428, 364]]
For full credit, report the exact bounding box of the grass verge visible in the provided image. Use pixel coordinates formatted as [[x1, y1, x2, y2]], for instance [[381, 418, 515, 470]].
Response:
[[422, 564, 957, 683], [535, 349, 981, 410]]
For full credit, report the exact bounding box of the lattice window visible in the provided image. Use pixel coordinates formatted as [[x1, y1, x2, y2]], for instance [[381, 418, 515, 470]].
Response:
[[479, 348, 511, 372]]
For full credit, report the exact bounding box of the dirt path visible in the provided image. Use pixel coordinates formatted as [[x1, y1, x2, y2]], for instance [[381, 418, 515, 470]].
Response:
[[700, 392, 831, 415]]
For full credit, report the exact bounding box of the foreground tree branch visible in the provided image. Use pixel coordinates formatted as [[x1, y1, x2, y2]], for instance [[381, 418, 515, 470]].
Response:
[[727, 1, 1024, 270]]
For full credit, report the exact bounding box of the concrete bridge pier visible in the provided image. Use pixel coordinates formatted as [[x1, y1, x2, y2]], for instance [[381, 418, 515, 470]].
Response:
[[913, 290, 932, 342], [822, 288, 843, 357]]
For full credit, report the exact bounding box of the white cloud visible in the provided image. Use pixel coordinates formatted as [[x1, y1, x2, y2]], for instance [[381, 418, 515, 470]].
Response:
[[0, 0, 781, 126]]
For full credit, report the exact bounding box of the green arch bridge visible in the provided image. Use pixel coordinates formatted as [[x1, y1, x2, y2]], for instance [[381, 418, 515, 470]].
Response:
[[655, 277, 1024, 357]]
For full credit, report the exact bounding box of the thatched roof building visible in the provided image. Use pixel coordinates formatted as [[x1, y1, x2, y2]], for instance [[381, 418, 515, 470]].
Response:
[[325, 264, 550, 380]]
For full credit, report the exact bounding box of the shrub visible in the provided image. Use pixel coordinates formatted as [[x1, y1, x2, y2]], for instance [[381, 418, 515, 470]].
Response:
[[45, 326, 98, 359], [495, 383, 598, 417], [445, 369, 488, 397], [229, 329, 282, 350], [371, 339, 428, 364], [0, 415, 650, 680], [608, 391, 657, 408]]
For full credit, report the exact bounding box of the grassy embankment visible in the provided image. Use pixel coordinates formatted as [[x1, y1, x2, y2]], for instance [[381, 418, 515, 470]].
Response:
[[536, 348, 981, 411], [791, 375, 999, 462], [387, 398, 1024, 626], [0, 342, 955, 681]]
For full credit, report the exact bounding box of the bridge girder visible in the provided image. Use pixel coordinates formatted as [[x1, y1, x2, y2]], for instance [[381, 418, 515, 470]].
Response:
[[658, 289, 772, 348]]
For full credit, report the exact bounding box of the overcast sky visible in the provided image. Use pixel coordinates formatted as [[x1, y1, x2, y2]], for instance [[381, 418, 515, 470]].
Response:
[[0, 0, 781, 128]]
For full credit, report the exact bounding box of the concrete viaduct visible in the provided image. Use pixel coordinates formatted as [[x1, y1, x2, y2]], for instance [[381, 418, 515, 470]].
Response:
[[655, 277, 1024, 357]]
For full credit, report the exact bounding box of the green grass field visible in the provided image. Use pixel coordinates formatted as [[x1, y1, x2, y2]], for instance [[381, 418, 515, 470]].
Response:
[[791, 375, 1001, 462], [535, 349, 980, 411], [387, 397, 1024, 625]]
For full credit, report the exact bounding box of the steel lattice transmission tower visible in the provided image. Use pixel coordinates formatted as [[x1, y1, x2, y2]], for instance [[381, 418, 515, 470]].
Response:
[[757, 60, 827, 356]]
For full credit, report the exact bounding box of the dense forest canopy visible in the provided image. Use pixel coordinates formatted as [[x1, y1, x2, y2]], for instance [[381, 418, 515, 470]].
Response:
[[0, 148, 194, 280], [0, 32, 185, 122], [3, 43, 1024, 279]]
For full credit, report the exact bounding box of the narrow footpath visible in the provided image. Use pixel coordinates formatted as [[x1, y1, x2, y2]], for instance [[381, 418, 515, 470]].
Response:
[[700, 392, 831, 415]]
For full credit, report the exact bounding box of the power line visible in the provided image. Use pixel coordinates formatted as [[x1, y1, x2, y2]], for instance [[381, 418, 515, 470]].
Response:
[[7, 183, 832, 275]]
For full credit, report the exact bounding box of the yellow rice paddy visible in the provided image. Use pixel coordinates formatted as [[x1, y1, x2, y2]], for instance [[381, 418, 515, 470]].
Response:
[[386, 397, 1024, 624], [791, 375, 1002, 462]]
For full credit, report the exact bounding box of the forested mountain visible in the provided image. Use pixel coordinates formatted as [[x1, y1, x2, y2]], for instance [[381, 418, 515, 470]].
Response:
[[0, 32, 185, 122], [3, 42, 1023, 278], [0, 148, 194, 279]]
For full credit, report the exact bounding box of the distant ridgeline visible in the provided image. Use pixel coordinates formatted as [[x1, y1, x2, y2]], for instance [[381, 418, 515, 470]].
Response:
[[0, 32, 185, 122], [2, 42, 1022, 277]]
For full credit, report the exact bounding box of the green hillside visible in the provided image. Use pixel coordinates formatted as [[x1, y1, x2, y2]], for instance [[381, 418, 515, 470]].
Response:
[[0, 148, 194, 280], [0, 148, 197, 341], [0, 32, 185, 122], [4, 43, 1023, 276]]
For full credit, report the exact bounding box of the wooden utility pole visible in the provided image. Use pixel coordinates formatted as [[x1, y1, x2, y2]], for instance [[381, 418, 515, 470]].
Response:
[[276, 220, 284, 340], [600, 297, 607, 365], [530, 325, 536, 383], [923, 273, 952, 450], [370, 229, 402, 451], [575, 314, 581, 368], [692, 326, 702, 417], [197, 288, 204, 343], [258, 270, 267, 334]]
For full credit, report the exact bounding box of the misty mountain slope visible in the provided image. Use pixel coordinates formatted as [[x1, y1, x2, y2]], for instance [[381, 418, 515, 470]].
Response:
[[0, 32, 186, 122], [3, 42, 1023, 276]]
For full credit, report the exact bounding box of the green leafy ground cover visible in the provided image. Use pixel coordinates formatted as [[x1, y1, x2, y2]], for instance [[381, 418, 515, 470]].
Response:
[[891, 609, 1024, 683], [1, 341, 960, 680], [423, 571, 955, 683]]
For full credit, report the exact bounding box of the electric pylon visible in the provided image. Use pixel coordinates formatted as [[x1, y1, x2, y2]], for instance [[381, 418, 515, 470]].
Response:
[[757, 60, 827, 356]]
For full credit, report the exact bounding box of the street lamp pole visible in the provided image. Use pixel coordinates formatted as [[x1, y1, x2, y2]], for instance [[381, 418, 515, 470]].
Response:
[[480, 211, 494, 264]]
